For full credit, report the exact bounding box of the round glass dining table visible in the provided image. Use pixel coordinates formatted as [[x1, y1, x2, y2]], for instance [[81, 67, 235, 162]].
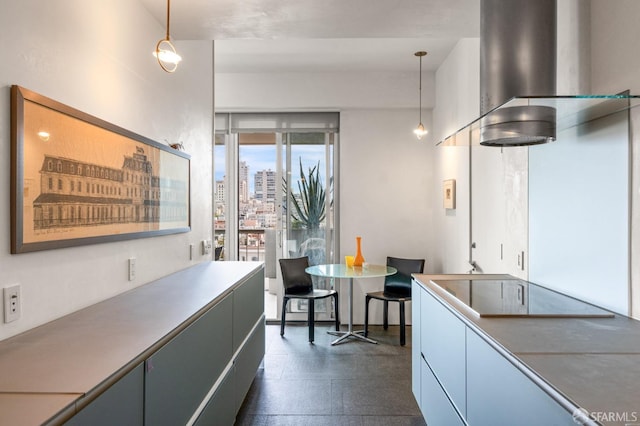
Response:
[[305, 263, 397, 345]]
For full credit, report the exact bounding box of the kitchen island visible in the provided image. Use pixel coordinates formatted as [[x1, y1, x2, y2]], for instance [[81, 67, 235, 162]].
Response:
[[412, 274, 640, 426]]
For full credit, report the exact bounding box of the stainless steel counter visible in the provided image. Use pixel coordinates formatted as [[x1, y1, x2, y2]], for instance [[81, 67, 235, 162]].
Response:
[[0, 261, 263, 425]]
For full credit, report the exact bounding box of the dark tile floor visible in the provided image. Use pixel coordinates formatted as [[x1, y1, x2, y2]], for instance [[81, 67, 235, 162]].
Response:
[[235, 323, 426, 425]]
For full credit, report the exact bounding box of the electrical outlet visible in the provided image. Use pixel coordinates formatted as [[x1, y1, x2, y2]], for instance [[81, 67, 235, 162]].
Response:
[[4, 285, 21, 323], [202, 239, 212, 255], [128, 258, 136, 281]]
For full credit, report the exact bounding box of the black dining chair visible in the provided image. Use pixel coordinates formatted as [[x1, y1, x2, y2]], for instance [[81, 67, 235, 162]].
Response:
[[364, 256, 425, 346], [279, 256, 339, 343]]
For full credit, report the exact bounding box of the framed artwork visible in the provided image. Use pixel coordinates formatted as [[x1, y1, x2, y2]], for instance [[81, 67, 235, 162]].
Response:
[[443, 179, 456, 209], [10, 85, 191, 254]]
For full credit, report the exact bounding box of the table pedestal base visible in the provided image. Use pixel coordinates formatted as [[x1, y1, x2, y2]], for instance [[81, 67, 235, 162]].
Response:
[[328, 329, 377, 345], [329, 276, 378, 345]]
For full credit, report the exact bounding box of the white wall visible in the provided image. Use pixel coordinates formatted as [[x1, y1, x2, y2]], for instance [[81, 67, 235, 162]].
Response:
[[340, 108, 432, 324], [0, 0, 214, 341], [430, 38, 480, 274], [215, 68, 434, 325], [215, 71, 435, 111]]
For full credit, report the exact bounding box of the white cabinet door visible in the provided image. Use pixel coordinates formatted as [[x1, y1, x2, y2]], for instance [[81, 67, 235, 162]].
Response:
[[420, 287, 467, 416], [466, 331, 574, 426], [411, 280, 422, 402], [420, 357, 466, 426]]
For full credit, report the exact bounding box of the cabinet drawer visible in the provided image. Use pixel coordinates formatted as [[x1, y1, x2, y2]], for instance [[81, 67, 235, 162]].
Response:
[[420, 287, 466, 415], [420, 357, 466, 426], [145, 293, 233, 426], [193, 366, 235, 426], [233, 269, 265, 352], [466, 331, 574, 426], [234, 316, 265, 413], [66, 364, 144, 426]]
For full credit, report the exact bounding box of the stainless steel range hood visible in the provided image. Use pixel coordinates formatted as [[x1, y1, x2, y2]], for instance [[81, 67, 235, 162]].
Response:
[[436, 1, 640, 147], [479, 0, 557, 146]]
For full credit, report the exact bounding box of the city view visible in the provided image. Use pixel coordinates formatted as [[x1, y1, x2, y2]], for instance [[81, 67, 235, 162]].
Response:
[[213, 136, 334, 266]]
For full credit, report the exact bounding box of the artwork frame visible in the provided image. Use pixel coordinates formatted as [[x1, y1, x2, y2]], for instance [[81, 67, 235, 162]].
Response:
[[443, 179, 456, 209], [10, 85, 191, 254]]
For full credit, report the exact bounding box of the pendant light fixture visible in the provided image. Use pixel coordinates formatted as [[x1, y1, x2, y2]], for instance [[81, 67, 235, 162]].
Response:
[[153, 0, 182, 73], [413, 51, 428, 140]]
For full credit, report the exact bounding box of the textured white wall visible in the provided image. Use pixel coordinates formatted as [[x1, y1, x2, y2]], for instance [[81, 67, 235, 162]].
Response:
[[339, 108, 432, 324], [215, 70, 435, 111], [0, 0, 213, 341], [430, 38, 479, 274]]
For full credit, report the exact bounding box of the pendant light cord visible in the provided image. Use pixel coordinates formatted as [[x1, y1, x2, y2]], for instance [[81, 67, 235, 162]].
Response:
[[418, 53, 422, 124], [414, 51, 427, 137], [166, 0, 171, 41]]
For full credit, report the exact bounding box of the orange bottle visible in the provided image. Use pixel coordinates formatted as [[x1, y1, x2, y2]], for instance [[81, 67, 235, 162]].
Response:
[[353, 236, 365, 267]]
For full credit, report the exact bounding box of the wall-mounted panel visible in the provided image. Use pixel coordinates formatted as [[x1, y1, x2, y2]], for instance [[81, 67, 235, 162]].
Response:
[[529, 111, 629, 315]]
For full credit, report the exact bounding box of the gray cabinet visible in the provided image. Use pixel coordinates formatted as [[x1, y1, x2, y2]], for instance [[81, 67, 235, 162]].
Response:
[[234, 319, 265, 412], [233, 271, 264, 352], [195, 311, 265, 425], [145, 294, 234, 426], [194, 367, 236, 426], [65, 364, 144, 426], [466, 331, 574, 426], [62, 265, 265, 426]]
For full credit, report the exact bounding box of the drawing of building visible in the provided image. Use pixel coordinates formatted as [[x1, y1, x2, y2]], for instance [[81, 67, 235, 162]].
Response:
[[33, 147, 187, 230]]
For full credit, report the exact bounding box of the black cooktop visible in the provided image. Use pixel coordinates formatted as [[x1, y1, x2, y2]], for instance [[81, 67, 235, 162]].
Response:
[[431, 279, 614, 318]]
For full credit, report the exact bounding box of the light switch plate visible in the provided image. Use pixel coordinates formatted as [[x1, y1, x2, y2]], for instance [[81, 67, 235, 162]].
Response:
[[128, 258, 136, 281], [202, 240, 212, 255]]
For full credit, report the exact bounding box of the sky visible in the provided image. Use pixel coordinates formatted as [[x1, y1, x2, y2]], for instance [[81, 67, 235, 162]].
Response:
[[214, 144, 331, 193]]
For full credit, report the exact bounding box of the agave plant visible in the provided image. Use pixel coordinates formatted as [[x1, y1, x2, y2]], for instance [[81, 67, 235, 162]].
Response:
[[290, 158, 327, 230]]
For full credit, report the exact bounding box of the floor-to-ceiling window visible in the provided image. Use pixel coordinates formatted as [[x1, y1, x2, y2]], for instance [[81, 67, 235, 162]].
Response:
[[214, 113, 339, 321]]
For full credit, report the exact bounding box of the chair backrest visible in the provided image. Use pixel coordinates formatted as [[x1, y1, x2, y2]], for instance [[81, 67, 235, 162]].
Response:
[[279, 256, 313, 295], [384, 256, 425, 296]]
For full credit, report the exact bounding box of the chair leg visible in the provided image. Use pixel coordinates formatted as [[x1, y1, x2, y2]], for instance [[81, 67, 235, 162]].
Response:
[[333, 293, 340, 331], [383, 300, 389, 330], [364, 295, 371, 337], [308, 299, 315, 343], [281, 297, 288, 336], [400, 301, 406, 346]]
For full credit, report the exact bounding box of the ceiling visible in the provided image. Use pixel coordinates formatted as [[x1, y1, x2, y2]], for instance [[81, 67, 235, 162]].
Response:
[[139, 0, 480, 73]]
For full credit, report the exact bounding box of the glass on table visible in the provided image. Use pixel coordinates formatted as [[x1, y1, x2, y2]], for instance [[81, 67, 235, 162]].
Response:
[[345, 255, 355, 268]]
